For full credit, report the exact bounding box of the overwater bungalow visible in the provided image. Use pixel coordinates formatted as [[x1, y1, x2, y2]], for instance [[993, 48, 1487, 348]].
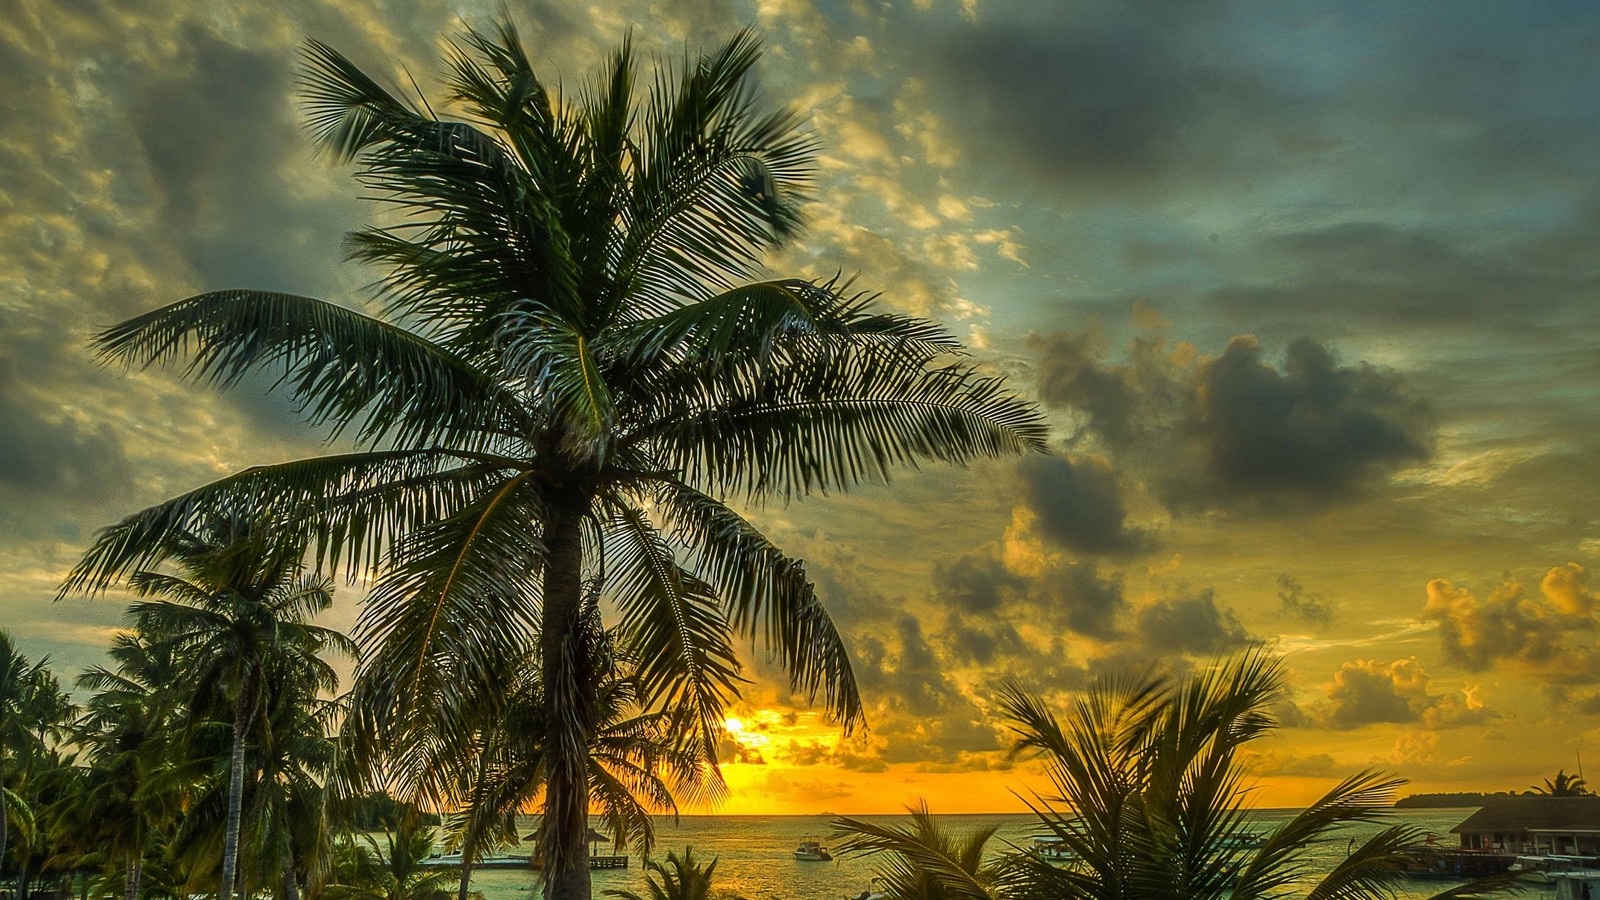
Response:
[[1452, 796, 1600, 855]]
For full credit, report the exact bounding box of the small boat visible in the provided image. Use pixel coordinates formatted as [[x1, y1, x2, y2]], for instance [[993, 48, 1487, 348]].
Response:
[[1030, 836, 1078, 863], [794, 838, 833, 861], [1214, 830, 1267, 850], [1510, 854, 1600, 884], [1551, 869, 1600, 900], [847, 878, 888, 900]]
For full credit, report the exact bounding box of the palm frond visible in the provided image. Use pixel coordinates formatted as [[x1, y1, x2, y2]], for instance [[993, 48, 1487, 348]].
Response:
[[93, 289, 524, 449], [645, 347, 1048, 501], [601, 499, 741, 753], [648, 477, 862, 729], [61, 450, 515, 594]]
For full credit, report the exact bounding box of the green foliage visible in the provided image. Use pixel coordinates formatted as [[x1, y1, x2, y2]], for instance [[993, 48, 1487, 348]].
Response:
[[325, 820, 457, 900], [838, 651, 1518, 900], [603, 848, 737, 900]]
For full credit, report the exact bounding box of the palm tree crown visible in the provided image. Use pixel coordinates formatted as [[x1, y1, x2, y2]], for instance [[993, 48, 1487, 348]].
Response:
[[1534, 769, 1589, 797], [65, 21, 1045, 899]]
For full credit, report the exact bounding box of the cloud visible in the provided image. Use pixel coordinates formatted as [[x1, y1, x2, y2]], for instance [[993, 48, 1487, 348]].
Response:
[[1015, 454, 1146, 554], [933, 542, 1128, 648], [1323, 658, 1492, 730], [1421, 577, 1564, 672], [1277, 574, 1333, 627], [1542, 563, 1594, 617], [925, 1, 1307, 197], [1419, 565, 1600, 682], [1186, 336, 1435, 504], [1031, 327, 1437, 513], [0, 356, 132, 504], [1251, 750, 1338, 778], [718, 737, 767, 766], [1132, 588, 1251, 655]]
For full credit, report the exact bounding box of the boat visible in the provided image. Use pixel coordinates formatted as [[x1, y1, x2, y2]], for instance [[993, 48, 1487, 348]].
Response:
[[1030, 836, 1079, 863], [1551, 869, 1600, 900], [1214, 830, 1267, 850], [794, 838, 833, 861], [1509, 854, 1600, 884]]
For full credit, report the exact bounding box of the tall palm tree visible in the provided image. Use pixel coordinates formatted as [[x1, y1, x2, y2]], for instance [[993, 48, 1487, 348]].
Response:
[[66, 20, 1045, 900], [172, 661, 341, 900], [1533, 770, 1589, 796], [124, 522, 354, 900]]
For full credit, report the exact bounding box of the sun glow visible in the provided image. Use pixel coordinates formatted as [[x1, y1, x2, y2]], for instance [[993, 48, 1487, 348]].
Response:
[[723, 717, 745, 733]]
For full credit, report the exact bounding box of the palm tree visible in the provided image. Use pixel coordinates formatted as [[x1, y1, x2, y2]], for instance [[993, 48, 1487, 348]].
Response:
[[602, 848, 732, 900], [325, 819, 456, 900], [996, 652, 1514, 899], [835, 802, 1003, 900], [66, 20, 1045, 900], [1534, 770, 1589, 796], [840, 652, 1514, 900], [0, 631, 56, 877], [172, 661, 341, 900], [63, 633, 187, 900], [123, 521, 354, 900]]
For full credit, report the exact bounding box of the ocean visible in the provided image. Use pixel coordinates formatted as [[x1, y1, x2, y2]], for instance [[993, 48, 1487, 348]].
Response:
[[459, 808, 1499, 900]]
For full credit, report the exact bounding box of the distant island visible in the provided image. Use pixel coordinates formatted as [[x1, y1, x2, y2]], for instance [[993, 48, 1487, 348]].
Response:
[[1395, 790, 1538, 808]]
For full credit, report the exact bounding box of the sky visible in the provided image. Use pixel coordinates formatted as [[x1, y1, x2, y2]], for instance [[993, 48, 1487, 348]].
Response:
[[3, 0, 1599, 814]]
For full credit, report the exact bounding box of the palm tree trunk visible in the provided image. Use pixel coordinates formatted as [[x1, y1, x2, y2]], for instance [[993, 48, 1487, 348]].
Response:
[[1, 764, 9, 869], [220, 666, 258, 900], [123, 857, 141, 900], [281, 828, 299, 900], [457, 862, 473, 900], [539, 494, 597, 900]]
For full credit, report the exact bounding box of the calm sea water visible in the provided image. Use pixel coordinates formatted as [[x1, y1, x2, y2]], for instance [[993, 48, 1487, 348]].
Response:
[[457, 808, 1509, 900]]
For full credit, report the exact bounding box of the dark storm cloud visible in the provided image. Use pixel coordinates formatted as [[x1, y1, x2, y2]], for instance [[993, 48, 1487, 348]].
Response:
[[1053, 565, 1127, 641], [1277, 574, 1333, 627], [0, 356, 131, 503], [927, 0, 1307, 194], [1189, 336, 1434, 503], [1016, 454, 1146, 554], [1032, 331, 1436, 512], [933, 547, 1127, 646], [1132, 588, 1250, 655], [931, 552, 1030, 617], [132, 24, 358, 295]]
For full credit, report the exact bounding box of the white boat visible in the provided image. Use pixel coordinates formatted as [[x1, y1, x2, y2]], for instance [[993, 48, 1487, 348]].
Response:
[[1510, 854, 1600, 884], [1551, 869, 1600, 899], [794, 838, 832, 861], [1030, 836, 1078, 863]]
